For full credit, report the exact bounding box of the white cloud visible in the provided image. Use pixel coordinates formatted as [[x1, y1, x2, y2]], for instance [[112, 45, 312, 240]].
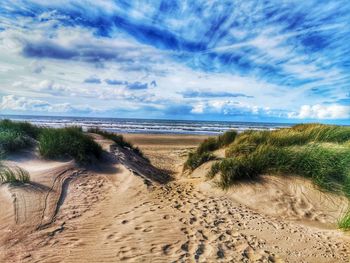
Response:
[[288, 104, 350, 119], [37, 80, 70, 94], [190, 100, 266, 116], [0, 95, 85, 113], [191, 103, 205, 114]]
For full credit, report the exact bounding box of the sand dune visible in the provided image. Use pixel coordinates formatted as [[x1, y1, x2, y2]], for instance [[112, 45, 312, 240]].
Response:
[[0, 134, 349, 262]]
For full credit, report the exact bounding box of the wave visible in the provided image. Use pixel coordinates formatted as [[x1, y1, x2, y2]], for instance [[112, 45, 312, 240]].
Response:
[[1, 115, 291, 135]]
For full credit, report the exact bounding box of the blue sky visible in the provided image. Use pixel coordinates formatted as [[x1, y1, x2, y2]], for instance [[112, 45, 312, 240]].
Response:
[[0, 1, 349, 124]]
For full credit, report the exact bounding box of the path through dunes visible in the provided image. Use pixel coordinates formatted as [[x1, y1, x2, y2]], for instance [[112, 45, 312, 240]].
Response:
[[0, 134, 349, 262]]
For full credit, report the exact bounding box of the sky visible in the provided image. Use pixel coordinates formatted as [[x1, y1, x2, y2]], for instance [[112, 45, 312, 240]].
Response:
[[0, 1, 349, 124]]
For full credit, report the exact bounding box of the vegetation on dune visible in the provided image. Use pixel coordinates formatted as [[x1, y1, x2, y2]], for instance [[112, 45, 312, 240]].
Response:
[[184, 130, 237, 171], [0, 164, 30, 184], [0, 119, 39, 154], [0, 120, 34, 184], [338, 211, 350, 230], [197, 137, 218, 155], [0, 120, 147, 183], [0, 120, 103, 165], [184, 151, 215, 171], [217, 130, 238, 148], [187, 124, 350, 230], [87, 127, 149, 161], [211, 143, 350, 195], [39, 127, 102, 164], [197, 130, 237, 155], [227, 124, 350, 151], [0, 130, 31, 154], [208, 124, 350, 193], [0, 119, 40, 139]]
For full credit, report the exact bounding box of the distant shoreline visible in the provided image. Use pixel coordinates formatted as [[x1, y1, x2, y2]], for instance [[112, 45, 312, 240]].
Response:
[[0, 115, 293, 136]]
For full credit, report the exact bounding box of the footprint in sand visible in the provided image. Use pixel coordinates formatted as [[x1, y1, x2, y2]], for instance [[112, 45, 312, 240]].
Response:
[[142, 226, 153, 233], [106, 233, 115, 239], [162, 244, 173, 255]]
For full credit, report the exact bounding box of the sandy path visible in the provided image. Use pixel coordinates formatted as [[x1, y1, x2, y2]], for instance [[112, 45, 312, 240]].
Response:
[[0, 134, 349, 262], [14, 173, 347, 262]]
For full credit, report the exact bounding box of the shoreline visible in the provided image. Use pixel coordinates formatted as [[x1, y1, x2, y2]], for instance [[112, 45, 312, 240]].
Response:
[[0, 115, 294, 136]]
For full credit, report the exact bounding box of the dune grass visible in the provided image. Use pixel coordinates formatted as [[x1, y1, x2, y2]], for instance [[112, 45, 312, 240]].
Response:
[[0, 119, 39, 154], [87, 127, 149, 161], [39, 127, 103, 164], [211, 143, 350, 194], [228, 124, 350, 151], [0, 164, 30, 184], [184, 130, 237, 171], [197, 130, 237, 155], [0, 120, 35, 184], [184, 151, 215, 171], [338, 211, 350, 230], [0, 119, 40, 138], [210, 125, 350, 195], [187, 124, 350, 230], [0, 120, 104, 164]]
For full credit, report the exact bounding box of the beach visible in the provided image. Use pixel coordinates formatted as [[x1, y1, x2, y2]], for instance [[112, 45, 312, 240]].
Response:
[[2, 1, 350, 262], [0, 131, 349, 263]]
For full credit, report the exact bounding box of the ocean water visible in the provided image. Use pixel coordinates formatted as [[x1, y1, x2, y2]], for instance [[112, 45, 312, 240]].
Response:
[[1, 115, 292, 135]]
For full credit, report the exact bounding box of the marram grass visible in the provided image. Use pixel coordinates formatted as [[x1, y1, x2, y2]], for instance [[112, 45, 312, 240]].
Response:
[[187, 124, 350, 230], [0, 120, 103, 164], [0, 119, 39, 154], [39, 127, 102, 164], [338, 210, 350, 230], [184, 151, 215, 171], [184, 130, 237, 171], [0, 165, 30, 184]]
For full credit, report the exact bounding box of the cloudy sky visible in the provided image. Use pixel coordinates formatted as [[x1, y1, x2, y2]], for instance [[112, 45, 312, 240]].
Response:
[[0, 1, 349, 124]]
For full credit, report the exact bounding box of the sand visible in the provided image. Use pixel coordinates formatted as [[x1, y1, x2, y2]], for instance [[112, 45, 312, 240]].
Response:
[[0, 133, 349, 262]]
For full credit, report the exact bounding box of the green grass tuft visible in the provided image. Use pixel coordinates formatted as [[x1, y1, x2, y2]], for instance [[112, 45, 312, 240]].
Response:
[[217, 130, 238, 147], [0, 120, 104, 165], [0, 119, 40, 138], [0, 119, 39, 154], [214, 143, 350, 194], [38, 127, 102, 164], [184, 130, 237, 171], [229, 124, 350, 150], [0, 165, 30, 184], [197, 137, 218, 154], [338, 210, 350, 230], [184, 151, 215, 171], [197, 130, 238, 155]]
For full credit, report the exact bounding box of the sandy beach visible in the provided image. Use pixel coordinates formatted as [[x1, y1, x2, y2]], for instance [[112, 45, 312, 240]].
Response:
[[0, 133, 349, 263], [2, 0, 350, 261]]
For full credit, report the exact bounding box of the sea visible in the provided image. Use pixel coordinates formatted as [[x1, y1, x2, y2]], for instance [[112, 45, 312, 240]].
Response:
[[0, 115, 292, 135]]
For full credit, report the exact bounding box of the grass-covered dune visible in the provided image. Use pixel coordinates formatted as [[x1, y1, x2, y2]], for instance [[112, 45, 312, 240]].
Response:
[[0, 119, 40, 154], [0, 120, 103, 165], [0, 119, 144, 184], [184, 130, 237, 170], [0, 164, 30, 184], [186, 124, 350, 230], [38, 127, 103, 164]]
